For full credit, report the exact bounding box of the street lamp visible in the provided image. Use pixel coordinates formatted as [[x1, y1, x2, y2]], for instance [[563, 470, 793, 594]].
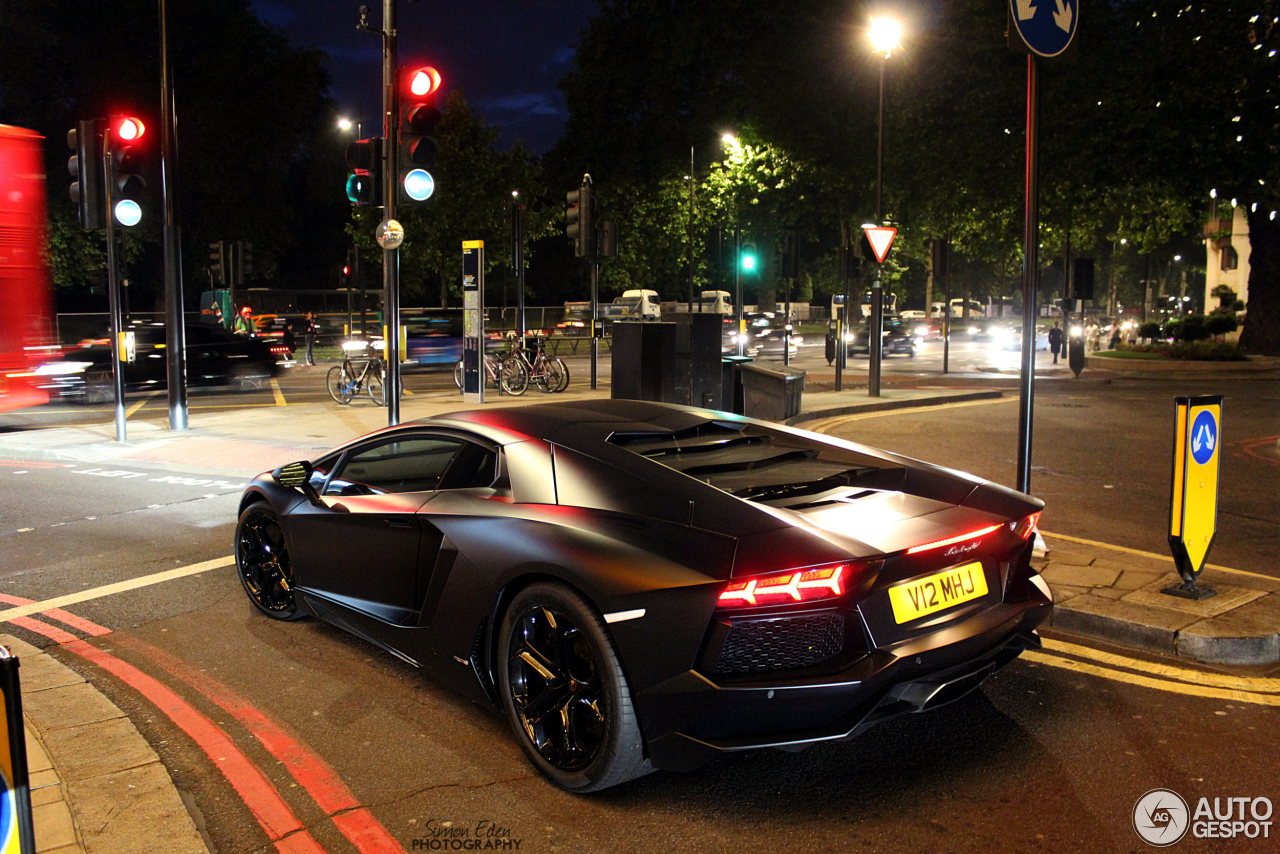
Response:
[[336, 116, 363, 137], [866, 15, 902, 398]]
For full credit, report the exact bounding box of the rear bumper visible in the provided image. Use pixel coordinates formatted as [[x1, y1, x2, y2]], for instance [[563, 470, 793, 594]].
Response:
[[637, 596, 1050, 772]]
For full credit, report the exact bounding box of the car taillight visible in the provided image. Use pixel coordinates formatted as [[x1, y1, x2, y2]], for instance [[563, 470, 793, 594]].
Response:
[[1010, 511, 1041, 540], [905, 524, 1002, 556], [718, 564, 851, 609]]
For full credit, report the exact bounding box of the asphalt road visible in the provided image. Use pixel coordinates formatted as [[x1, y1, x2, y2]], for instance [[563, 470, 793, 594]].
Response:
[[1, 382, 1278, 853], [809, 376, 1280, 578], [3, 338, 1024, 428]]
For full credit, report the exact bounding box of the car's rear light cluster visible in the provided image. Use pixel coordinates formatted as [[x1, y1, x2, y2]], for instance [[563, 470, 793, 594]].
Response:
[[718, 564, 850, 609], [1010, 511, 1041, 541], [905, 524, 1001, 556]]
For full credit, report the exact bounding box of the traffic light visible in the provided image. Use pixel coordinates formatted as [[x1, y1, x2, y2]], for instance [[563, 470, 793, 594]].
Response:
[[740, 244, 759, 273], [398, 65, 442, 205], [565, 181, 593, 258], [344, 137, 383, 207], [67, 120, 104, 231], [107, 116, 146, 227], [209, 240, 226, 286]]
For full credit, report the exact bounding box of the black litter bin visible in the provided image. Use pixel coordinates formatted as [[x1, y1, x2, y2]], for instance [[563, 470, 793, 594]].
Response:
[[720, 356, 752, 414], [738, 361, 805, 421]]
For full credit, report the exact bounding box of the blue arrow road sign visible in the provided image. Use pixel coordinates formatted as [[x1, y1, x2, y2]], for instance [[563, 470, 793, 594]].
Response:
[[1009, 0, 1079, 58]]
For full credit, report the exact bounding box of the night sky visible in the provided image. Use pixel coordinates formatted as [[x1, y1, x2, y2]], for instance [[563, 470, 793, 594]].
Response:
[[251, 0, 597, 153]]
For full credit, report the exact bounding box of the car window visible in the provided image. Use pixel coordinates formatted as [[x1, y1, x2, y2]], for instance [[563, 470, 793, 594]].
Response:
[[325, 436, 464, 496]]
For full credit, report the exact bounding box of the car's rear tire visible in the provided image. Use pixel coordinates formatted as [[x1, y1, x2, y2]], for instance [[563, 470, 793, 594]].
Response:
[[235, 504, 306, 621], [497, 582, 649, 792]]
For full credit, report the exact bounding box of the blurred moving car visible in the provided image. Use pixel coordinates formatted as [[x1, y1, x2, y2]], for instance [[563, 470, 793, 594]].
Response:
[[61, 322, 282, 404], [991, 322, 1049, 351], [405, 313, 464, 367], [727, 311, 801, 357], [848, 316, 916, 357]]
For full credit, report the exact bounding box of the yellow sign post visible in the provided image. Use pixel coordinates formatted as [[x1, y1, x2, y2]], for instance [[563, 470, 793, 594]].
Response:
[[0, 648, 35, 854], [1166, 395, 1222, 600]]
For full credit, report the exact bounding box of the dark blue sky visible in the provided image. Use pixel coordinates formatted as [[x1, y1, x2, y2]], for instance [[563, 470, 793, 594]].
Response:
[[251, 0, 596, 152]]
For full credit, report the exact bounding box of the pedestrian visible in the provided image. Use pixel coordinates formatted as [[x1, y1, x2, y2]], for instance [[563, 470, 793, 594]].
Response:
[[282, 319, 296, 359], [233, 306, 253, 336], [302, 312, 318, 366], [1110, 326, 1122, 350], [1048, 321, 1064, 364]]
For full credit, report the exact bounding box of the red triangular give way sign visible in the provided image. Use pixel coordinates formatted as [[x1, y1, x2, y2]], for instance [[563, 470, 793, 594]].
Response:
[[862, 225, 897, 264]]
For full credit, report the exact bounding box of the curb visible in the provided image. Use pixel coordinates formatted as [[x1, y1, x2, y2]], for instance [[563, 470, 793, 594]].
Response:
[[786, 389, 1006, 425], [3, 634, 208, 854]]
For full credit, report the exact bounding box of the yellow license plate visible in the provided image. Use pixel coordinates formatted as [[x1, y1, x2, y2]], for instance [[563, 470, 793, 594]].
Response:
[[889, 561, 988, 624]]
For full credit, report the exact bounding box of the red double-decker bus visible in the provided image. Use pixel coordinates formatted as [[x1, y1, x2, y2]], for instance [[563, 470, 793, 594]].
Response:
[[0, 124, 58, 411]]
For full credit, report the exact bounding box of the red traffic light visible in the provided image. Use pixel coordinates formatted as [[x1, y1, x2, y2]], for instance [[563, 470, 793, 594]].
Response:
[[114, 117, 145, 142], [342, 265, 351, 276], [406, 67, 442, 98]]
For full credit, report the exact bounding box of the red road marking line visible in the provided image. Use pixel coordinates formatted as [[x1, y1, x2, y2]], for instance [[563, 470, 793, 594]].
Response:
[[6, 613, 323, 851], [114, 635, 405, 854], [0, 592, 402, 852], [0, 459, 67, 469], [0, 594, 113, 637]]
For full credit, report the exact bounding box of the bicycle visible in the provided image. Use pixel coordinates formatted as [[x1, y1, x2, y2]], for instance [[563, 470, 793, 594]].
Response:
[[505, 333, 569, 393], [452, 349, 529, 396], [327, 339, 393, 406]]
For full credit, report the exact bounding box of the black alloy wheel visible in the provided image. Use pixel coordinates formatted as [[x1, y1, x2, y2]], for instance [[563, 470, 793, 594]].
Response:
[[235, 504, 305, 621], [498, 583, 649, 792]]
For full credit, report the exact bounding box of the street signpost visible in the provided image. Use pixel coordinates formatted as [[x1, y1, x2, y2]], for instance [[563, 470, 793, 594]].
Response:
[[1166, 396, 1222, 599], [462, 241, 485, 404], [863, 225, 897, 264], [1009, 0, 1079, 495]]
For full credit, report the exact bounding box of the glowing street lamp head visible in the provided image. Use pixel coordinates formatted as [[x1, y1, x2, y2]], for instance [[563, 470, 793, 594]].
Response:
[[868, 16, 903, 57], [337, 117, 354, 132]]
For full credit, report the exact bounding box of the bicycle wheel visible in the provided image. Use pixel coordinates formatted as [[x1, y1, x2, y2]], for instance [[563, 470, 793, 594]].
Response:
[[326, 364, 356, 404], [367, 368, 386, 406], [548, 358, 570, 393], [499, 356, 529, 396]]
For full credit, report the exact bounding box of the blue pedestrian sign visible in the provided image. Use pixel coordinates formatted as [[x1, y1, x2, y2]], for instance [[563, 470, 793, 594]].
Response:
[[1009, 0, 1079, 58]]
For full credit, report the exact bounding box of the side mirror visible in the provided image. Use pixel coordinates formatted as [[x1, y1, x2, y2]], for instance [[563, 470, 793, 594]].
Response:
[[272, 460, 322, 505]]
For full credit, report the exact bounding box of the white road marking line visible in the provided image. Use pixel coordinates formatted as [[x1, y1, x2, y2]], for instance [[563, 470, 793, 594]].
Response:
[[0, 556, 234, 623]]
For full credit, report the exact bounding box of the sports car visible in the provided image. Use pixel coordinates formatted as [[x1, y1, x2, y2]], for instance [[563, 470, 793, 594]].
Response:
[[235, 399, 1051, 792]]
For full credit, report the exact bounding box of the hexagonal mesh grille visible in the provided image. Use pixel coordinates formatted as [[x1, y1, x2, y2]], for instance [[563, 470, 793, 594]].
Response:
[[714, 614, 845, 674]]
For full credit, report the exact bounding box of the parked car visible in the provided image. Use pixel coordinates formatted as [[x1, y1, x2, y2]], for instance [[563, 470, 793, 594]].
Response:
[[235, 399, 1050, 792], [62, 322, 282, 404]]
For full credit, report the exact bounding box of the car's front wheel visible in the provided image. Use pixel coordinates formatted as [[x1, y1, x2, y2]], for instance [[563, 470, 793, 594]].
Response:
[[235, 503, 305, 621], [498, 582, 649, 792]]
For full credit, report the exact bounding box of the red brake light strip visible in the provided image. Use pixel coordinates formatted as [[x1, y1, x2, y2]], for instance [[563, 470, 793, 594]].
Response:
[[905, 524, 1001, 556]]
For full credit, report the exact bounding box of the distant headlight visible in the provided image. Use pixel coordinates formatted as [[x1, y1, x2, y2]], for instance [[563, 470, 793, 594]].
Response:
[[992, 328, 1015, 345], [843, 333, 855, 343], [1070, 324, 1084, 337], [913, 324, 929, 337]]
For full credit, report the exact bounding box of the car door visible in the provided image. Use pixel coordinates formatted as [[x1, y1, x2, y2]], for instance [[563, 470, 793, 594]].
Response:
[[286, 433, 469, 625]]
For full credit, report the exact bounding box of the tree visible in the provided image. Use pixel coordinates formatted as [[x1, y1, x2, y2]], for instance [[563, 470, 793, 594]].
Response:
[[0, 0, 347, 308]]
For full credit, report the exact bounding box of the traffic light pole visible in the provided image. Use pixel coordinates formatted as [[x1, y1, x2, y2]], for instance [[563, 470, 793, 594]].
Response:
[[1015, 55, 1040, 494], [101, 135, 127, 443], [159, 0, 188, 432], [381, 0, 402, 425]]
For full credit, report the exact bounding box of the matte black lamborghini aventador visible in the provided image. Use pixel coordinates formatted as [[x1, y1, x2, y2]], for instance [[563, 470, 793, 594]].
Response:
[[235, 399, 1052, 791]]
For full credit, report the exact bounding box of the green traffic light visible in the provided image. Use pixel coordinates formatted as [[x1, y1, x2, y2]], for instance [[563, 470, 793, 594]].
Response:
[[740, 251, 758, 273]]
